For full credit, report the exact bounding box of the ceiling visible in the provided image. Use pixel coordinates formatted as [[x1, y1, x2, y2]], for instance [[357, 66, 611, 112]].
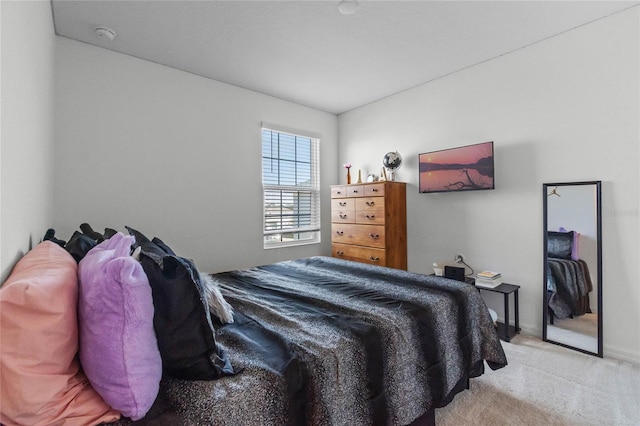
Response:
[[51, 1, 638, 114]]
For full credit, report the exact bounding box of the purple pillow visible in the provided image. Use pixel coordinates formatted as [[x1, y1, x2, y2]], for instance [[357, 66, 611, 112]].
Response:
[[78, 233, 162, 420], [571, 232, 580, 260]]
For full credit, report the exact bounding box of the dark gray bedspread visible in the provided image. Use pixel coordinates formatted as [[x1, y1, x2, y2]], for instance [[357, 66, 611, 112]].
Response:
[[115, 256, 507, 425], [547, 258, 592, 318]]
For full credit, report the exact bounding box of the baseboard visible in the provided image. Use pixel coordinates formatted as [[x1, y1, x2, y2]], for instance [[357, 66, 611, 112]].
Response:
[[518, 324, 539, 337], [509, 324, 640, 366], [604, 344, 640, 365]]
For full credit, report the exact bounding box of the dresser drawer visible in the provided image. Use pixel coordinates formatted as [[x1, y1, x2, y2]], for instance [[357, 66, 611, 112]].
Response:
[[346, 185, 364, 197], [331, 198, 355, 211], [331, 209, 356, 223], [355, 209, 385, 225], [331, 186, 348, 198], [331, 224, 385, 248], [332, 243, 386, 266], [364, 183, 385, 196], [355, 197, 384, 212]]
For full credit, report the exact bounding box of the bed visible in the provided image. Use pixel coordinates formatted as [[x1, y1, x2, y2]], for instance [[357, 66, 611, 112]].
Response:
[[116, 255, 507, 425], [546, 230, 593, 322], [547, 258, 592, 321], [0, 226, 507, 426]]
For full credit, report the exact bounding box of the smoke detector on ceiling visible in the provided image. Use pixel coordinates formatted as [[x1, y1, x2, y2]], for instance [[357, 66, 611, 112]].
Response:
[[95, 27, 116, 41], [338, 0, 358, 15]]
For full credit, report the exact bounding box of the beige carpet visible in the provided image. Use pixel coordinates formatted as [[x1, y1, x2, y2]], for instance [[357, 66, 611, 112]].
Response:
[[435, 334, 640, 426]]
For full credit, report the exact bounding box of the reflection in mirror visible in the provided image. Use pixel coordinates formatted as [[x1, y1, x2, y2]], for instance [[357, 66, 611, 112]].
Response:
[[543, 181, 602, 357]]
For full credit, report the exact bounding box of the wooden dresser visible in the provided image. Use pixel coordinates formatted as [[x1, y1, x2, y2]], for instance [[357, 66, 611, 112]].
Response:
[[330, 181, 407, 270]]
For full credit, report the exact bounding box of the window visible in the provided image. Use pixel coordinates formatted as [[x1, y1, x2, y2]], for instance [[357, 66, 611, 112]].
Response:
[[262, 125, 320, 248]]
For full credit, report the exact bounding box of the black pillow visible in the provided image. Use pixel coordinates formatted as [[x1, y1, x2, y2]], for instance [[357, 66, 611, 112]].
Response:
[[547, 231, 574, 259], [127, 226, 168, 267], [79, 223, 106, 243], [65, 231, 98, 263], [127, 226, 234, 380], [126, 225, 153, 247], [43, 228, 66, 247], [63, 223, 114, 263]]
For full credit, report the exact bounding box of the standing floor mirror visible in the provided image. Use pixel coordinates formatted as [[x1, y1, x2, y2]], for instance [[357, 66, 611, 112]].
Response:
[[543, 181, 602, 357]]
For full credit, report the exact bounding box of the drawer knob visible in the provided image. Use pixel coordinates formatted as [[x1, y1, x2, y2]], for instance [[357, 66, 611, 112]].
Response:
[[339, 201, 347, 206], [337, 251, 345, 256], [370, 256, 380, 262], [340, 213, 347, 219], [353, 190, 358, 193], [372, 188, 378, 192], [366, 201, 375, 206], [369, 233, 380, 239], [365, 214, 375, 219], [336, 191, 342, 194], [336, 230, 344, 236]]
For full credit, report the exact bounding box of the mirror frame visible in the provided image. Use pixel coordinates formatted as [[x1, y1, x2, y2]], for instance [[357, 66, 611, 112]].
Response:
[[542, 181, 602, 357]]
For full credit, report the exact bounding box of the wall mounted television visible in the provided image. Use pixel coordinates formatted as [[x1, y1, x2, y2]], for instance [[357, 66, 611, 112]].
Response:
[[418, 141, 494, 193]]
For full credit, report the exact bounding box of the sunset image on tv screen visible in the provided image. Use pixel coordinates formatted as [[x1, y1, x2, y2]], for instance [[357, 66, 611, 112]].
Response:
[[419, 141, 494, 193]]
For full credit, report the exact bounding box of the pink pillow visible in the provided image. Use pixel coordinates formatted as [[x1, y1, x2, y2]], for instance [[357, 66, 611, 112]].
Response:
[[0, 241, 120, 425], [78, 233, 162, 420]]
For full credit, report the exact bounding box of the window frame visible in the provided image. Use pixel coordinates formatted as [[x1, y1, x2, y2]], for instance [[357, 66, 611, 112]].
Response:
[[261, 123, 321, 249]]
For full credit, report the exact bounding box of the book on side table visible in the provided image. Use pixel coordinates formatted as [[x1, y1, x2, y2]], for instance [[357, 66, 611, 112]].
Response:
[[475, 271, 502, 288]]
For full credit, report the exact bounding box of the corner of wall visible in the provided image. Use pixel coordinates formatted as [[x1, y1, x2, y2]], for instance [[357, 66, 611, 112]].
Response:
[[1, 0, 56, 284]]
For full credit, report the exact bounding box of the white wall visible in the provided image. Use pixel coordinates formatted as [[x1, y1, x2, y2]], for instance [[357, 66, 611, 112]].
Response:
[[339, 8, 639, 362], [0, 1, 56, 283], [54, 37, 338, 273]]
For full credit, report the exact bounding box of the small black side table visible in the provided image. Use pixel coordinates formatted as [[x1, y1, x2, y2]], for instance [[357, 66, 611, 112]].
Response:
[[475, 282, 521, 342]]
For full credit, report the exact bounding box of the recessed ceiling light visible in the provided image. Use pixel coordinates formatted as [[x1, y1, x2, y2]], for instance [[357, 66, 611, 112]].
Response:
[[338, 0, 359, 15]]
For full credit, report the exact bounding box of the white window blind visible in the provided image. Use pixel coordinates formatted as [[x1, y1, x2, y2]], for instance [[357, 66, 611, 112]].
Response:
[[262, 126, 320, 248]]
